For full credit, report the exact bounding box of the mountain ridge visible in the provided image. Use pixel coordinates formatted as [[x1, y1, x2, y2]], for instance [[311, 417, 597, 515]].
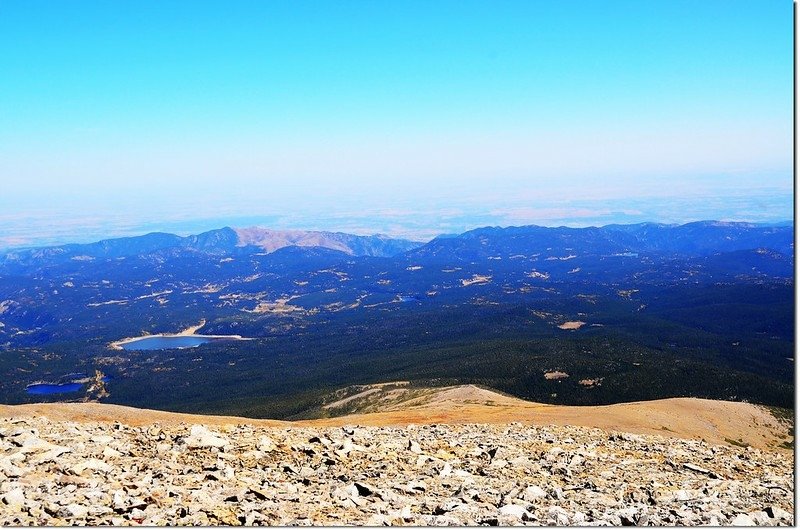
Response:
[[416, 221, 793, 258], [0, 386, 791, 451], [0, 227, 424, 268], [1, 220, 792, 267]]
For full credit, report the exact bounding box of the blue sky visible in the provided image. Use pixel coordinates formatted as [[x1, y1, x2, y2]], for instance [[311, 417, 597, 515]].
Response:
[[0, 0, 793, 247]]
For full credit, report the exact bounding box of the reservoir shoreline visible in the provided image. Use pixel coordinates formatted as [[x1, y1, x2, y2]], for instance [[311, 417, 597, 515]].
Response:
[[109, 320, 250, 350]]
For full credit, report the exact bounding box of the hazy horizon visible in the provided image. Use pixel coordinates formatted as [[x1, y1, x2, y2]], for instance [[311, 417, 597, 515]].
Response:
[[0, 0, 792, 249], [0, 211, 793, 252]]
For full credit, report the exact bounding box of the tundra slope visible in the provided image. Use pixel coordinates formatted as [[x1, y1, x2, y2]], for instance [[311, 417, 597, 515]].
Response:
[[0, 388, 793, 526]]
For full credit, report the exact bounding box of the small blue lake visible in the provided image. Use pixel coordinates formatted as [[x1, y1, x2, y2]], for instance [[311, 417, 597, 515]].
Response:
[[26, 375, 110, 395], [120, 335, 216, 351], [26, 382, 83, 395]]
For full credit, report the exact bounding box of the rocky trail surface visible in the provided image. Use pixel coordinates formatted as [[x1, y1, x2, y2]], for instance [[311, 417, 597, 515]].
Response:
[[0, 411, 793, 526]]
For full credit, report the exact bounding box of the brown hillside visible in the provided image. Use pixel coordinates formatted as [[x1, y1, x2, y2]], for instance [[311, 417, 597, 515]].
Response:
[[0, 384, 791, 451]]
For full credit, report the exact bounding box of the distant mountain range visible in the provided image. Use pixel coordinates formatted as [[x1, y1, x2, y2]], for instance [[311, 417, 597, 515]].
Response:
[[418, 221, 793, 259], [1, 220, 792, 270], [0, 227, 423, 268]]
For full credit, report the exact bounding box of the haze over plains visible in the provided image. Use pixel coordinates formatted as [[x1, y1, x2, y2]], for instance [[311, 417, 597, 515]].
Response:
[[0, 0, 791, 248]]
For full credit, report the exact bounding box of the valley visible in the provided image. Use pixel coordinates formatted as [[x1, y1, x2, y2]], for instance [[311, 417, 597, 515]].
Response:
[[0, 222, 793, 420]]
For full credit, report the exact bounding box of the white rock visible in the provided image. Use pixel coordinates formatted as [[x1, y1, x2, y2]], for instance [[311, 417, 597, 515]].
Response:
[[0, 458, 24, 478], [365, 514, 391, 526], [183, 425, 228, 449], [523, 485, 547, 501], [58, 503, 89, 519], [70, 458, 112, 475], [488, 458, 508, 469], [2, 488, 25, 508], [509, 456, 532, 468], [750, 511, 771, 526], [730, 513, 756, 526], [112, 491, 127, 511], [546, 446, 564, 457], [103, 446, 122, 458], [683, 462, 711, 474], [257, 436, 276, 452], [88, 504, 114, 517], [548, 506, 571, 525], [28, 445, 71, 464], [499, 503, 528, 519], [673, 489, 697, 501], [15, 434, 59, 454], [408, 440, 422, 454], [617, 507, 644, 525]]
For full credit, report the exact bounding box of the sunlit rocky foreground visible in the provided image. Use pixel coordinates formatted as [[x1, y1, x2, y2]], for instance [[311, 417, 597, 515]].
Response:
[[0, 413, 793, 526]]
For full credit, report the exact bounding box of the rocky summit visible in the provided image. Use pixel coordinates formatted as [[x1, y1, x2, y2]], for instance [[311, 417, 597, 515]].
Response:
[[0, 414, 793, 526]]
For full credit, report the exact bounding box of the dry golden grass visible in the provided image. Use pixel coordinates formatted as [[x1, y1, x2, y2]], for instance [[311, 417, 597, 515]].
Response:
[[0, 385, 791, 452]]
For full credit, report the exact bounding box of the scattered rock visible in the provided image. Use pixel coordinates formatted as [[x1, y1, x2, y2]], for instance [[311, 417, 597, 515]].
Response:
[[0, 415, 792, 525]]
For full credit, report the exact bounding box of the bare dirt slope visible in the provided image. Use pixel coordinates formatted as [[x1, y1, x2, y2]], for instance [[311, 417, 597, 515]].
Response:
[[302, 384, 792, 451], [0, 384, 791, 451], [0, 402, 288, 428]]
